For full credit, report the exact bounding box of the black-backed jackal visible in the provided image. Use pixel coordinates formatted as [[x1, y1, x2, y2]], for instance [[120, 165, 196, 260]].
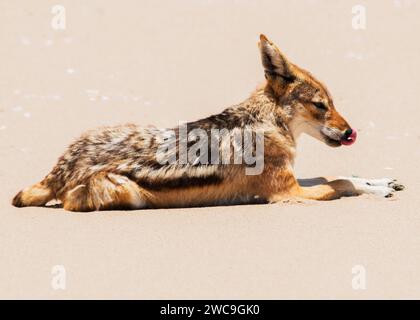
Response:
[[12, 35, 404, 212]]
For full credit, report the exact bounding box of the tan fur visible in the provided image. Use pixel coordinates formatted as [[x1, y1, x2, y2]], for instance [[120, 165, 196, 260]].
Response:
[[12, 34, 403, 212], [62, 173, 148, 212], [12, 182, 53, 208]]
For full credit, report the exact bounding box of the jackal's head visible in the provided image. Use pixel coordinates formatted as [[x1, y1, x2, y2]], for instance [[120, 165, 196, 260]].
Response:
[[259, 34, 357, 147]]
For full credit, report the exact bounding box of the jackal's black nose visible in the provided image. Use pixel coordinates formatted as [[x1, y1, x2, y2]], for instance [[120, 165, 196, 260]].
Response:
[[341, 128, 357, 146], [344, 129, 353, 139]]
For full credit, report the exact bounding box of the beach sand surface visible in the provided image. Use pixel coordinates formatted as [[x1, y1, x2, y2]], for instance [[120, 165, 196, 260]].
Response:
[[0, 0, 419, 298]]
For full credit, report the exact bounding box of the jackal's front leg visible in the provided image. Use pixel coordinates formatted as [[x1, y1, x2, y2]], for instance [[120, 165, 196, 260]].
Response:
[[293, 179, 361, 201], [269, 175, 404, 202], [291, 176, 404, 201]]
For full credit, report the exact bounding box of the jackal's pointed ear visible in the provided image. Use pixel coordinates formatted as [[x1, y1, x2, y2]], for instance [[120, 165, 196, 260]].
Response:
[[258, 34, 294, 81]]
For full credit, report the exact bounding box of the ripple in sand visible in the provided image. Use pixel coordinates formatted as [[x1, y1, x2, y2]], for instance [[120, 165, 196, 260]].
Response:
[[12, 106, 23, 112], [44, 39, 54, 47], [20, 36, 31, 46]]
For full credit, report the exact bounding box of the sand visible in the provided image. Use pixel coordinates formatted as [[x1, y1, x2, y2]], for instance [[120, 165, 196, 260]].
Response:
[[1, 0, 420, 299]]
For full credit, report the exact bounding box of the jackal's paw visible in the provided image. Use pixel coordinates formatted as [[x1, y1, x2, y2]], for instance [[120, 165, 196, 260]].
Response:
[[371, 186, 397, 198], [388, 180, 405, 191], [361, 178, 405, 192], [341, 177, 405, 198]]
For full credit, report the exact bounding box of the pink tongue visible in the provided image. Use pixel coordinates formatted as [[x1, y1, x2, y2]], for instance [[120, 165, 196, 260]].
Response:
[[341, 129, 357, 146]]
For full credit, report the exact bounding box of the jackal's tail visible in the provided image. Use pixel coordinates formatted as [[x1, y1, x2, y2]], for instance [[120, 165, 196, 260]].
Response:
[[12, 179, 54, 208]]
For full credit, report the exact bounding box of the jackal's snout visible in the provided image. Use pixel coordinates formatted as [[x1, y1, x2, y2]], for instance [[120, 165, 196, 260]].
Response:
[[326, 110, 357, 146], [321, 126, 357, 147]]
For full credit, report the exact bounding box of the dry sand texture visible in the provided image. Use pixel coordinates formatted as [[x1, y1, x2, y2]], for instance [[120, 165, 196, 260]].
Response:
[[0, 0, 420, 298]]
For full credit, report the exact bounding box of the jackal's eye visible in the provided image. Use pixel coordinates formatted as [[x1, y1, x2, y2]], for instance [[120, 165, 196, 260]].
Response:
[[313, 102, 327, 110]]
